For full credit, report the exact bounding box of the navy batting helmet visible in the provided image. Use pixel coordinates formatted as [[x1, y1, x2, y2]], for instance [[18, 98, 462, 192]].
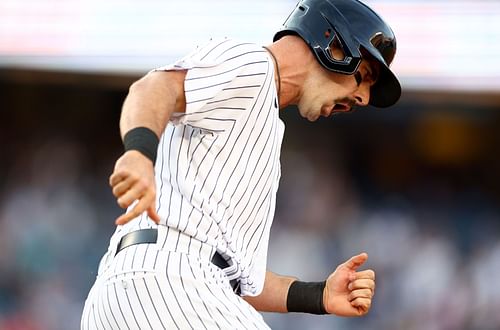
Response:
[[274, 0, 401, 108]]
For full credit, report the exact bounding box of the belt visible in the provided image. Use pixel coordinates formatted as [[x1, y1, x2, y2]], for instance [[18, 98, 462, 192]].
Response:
[[116, 228, 240, 293]]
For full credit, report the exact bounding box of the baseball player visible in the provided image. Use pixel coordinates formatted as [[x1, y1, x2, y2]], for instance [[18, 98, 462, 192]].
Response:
[[81, 0, 401, 328]]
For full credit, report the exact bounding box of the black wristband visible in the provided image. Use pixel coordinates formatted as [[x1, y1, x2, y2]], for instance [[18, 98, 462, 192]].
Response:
[[286, 280, 327, 315], [123, 127, 159, 163]]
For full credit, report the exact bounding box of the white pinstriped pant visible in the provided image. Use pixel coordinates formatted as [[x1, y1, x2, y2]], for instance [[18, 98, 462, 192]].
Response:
[[81, 226, 270, 329]]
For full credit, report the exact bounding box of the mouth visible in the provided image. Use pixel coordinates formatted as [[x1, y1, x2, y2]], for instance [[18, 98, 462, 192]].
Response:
[[332, 103, 352, 113], [324, 103, 354, 117]]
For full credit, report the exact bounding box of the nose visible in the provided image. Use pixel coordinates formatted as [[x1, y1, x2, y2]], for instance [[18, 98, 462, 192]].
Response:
[[353, 83, 371, 107]]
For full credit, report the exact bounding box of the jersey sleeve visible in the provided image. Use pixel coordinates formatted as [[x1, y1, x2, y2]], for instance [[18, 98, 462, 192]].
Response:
[[153, 38, 270, 133]]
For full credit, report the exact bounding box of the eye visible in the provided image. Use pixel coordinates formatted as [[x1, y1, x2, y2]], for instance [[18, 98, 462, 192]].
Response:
[[354, 72, 362, 86], [367, 61, 380, 84]]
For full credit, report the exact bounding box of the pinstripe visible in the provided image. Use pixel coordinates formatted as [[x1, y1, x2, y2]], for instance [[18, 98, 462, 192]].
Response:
[[180, 198, 191, 234], [96, 285, 113, 330], [206, 61, 272, 205], [187, 124, 225, 133], [187, 135, 219, 203], [218, 65, 275, 240], [140, 244, 150, 268], [186, 96, 216, 105], [206, 96, 254, 104], [230, 166, 270, 260], [185, 79, 233, 93], [222, 50, 267, 63], [152, 248, 159, 269], [117, 248, 129, 275], [165, 253, 194, 329], [178, 256, 207, 329], [213, 42, 254, 60], [185, 128, 195, 158], [130, 241, 139, 267], [223, 88, 273, 210], [175, 127, 186, 232], [141, 277, 167, 329], [159, 226, 170, 251], [202, 279, 250, 330], [91, 303, 101, 329], [200, 38, 231, 61], [236, 73, 266, 78], [246, 161, 277, 257], [186, 61, 266, 82], [236, 106, 278, 230], [218, 287, 262, 329], [173, 221, 182, 252], [153, 276, 179, 328], [185, 259, 222, 330], [226, 138, 275, 236], [185, 52, 267, 75], [241, 189, 272, 258], [165, 127, 176, 226], [175, 126, 185, 191], [235, 154, 275, 254], [105, 285, 120, 330], [112, 283, 130, 330], [199, 265, 237, 328], [245, 127, 281, 256], [180, 106, 245, 118], [222, 84, 261, 90], [243, 199, 274, 290], [186, 202, 202, 236], [227, 130, 275, 249], [121, 280, 141, 329], [156, 130, 168, 217], [194, 119, 238, 197], [129, 277, 153, 330], [193, 37, 221, 57], [205, 117, 237, 122], [184, 134, 206, 180], [198, 213, 211, 240]]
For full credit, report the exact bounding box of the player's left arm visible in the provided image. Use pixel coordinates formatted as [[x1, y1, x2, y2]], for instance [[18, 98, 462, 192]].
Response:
[[243, 252, 375, 316]]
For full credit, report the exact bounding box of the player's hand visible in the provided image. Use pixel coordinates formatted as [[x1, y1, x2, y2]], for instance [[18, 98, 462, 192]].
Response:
[[109, 150, 160, 225], [323, 252, 375, 317]]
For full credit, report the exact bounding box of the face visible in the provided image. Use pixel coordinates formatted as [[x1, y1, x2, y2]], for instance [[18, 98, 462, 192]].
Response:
[[297, 49, 379, 122]]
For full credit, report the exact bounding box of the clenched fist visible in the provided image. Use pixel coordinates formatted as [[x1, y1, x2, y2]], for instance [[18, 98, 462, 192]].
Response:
[[323, 253, 375, 316]]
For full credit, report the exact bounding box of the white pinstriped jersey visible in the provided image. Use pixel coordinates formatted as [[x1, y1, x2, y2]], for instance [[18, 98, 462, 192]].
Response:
[[110, 38, 284, 297], [82, 38, 283, 329]]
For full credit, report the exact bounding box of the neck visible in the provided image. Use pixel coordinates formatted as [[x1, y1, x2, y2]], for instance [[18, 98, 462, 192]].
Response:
[[266, 35, 312, 109]]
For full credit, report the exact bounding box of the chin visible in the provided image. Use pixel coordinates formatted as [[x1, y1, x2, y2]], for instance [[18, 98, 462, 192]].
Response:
[[298, 107, 319, 122]]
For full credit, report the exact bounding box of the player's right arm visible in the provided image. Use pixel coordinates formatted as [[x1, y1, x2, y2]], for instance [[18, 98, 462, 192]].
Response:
[[109, 70, 187, 225]]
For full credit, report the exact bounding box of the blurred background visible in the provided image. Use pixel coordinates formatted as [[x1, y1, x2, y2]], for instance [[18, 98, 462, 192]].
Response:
[[1, 0, 499, 329]]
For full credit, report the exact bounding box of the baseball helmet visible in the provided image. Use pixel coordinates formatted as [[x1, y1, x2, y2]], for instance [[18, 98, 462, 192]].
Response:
[[274, 0, 401, 108]]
